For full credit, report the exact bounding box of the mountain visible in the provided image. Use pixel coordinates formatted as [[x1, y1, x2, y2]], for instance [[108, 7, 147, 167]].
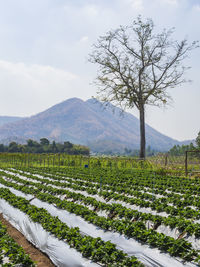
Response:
[[0, 98, 190, 153], [0, 116, 24, 127]]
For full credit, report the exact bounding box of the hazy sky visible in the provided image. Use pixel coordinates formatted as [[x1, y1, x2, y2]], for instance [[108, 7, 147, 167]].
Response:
[[0, 0, 199, 141]]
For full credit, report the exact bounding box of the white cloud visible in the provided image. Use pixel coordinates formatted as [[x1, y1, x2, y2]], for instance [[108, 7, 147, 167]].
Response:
[[83, 5, 99, 17], [0, 1, 198, 140], [0, 60, 77, 90], [159, 0, 178, 5], [0, 60, 81, 116], [193, 5, 200, 11], [127, 0, 143, 10], [153, 0, 178, 7], [79, 36, 89, 43], [0, 61, 76, 81]]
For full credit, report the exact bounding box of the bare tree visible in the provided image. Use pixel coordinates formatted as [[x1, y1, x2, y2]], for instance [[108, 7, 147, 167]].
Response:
[[89, 16, 199, 158]]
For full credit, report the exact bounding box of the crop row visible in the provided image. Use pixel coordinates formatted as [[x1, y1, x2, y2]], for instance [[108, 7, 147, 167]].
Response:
[[12, 166, 200, 199], [0, 173, 200, 264], [0, 220, 35, 266], [0, 187, 144, 267], [0, 171, 198, 233], [2, 168, 200, 221], [16, 168, 200, 212], [39, 166, 200, 187]]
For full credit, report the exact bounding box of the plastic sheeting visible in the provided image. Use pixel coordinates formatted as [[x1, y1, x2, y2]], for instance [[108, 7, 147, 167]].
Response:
[[31, 198, 197, 267], [1, 172, 172, 219], [0, 182, 198, 267], [156, 224, 181, 240], [17, 169, 100, 187], [0, 169, 174, 218], [0, 185, 99, 267], [0, 198, 99, 267], [185, 235, 200, 250]]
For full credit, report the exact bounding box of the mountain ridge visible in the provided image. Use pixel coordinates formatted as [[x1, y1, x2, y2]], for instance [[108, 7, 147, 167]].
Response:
[[0, 98, 192, 153], [0, 116, 25, 127]]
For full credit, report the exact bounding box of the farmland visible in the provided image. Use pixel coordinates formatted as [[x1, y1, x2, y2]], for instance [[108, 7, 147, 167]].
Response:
[[0, 218, 35, 266], [0, 154, 200, 266]]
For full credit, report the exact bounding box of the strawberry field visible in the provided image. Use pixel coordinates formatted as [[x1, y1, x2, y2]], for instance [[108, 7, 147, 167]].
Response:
[[0, 219, 35, 266], [0, 157, 200, 266]]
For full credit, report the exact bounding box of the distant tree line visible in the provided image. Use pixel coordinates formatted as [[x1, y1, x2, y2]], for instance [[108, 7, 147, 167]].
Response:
[[168, 143, 195, 156], [0, 138, 90, 155], [124, 145, 157, 157], [168, 131, 200, 156]]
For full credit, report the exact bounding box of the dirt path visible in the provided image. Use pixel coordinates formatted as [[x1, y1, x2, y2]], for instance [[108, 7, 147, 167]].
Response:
[[0, 213, 55, 267]]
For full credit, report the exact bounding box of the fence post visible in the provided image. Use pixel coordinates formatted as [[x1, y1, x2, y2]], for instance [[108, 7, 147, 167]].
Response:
[[185, 151, 188, 176], [165, 153, 168, 167]]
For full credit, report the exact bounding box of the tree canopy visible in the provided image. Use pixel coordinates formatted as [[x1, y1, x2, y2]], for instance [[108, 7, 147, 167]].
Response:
[[196, 131, 200, 148], [0, 139, 90, 155]]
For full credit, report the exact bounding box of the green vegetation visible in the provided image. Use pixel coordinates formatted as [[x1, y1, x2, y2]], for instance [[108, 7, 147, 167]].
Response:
[[0, 152, 200, 265], [168, 143, 195, 156], [0, 138, 90, 155], [124, 145, 157, 157], [1, 164, 200, 264], [168, 131, 200, 156], [0, 220, 35, 266], [0, 153, 152, 170], [196, 131, 200, 148], [0, 187, 144, 266]]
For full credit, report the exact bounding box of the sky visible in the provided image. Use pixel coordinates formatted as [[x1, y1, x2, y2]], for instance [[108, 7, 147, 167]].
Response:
[[0, 0, 199, 141]]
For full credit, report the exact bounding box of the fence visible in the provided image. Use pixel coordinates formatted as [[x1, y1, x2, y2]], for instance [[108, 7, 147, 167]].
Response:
[[148, 152, 200, 176], [0, 153, 150, 170], [1, 152, 200, 176]]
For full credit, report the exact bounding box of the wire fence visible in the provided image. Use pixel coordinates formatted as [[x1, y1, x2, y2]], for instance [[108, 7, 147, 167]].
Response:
[[0, 153, 151, 170], [0, 152, 200, 177], [148, 152, 200, 176]]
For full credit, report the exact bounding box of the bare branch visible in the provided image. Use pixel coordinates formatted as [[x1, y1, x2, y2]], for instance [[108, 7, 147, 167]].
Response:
[[88, 16, 199, 158]]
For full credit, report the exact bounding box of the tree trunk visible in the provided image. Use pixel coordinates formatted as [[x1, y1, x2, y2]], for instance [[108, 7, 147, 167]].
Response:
[[139, 105, 146, 159]]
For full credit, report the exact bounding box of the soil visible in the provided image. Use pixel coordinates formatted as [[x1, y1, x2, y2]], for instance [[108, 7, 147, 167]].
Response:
[[0, 213, 55, 267]]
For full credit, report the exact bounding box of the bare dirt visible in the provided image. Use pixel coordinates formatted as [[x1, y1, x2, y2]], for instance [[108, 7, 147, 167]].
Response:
[[0, 213, 55, 267]]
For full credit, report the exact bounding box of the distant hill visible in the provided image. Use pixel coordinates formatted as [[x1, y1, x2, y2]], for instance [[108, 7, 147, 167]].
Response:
[[0, 98, 192, 153], [0, 116, 24, 127]]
